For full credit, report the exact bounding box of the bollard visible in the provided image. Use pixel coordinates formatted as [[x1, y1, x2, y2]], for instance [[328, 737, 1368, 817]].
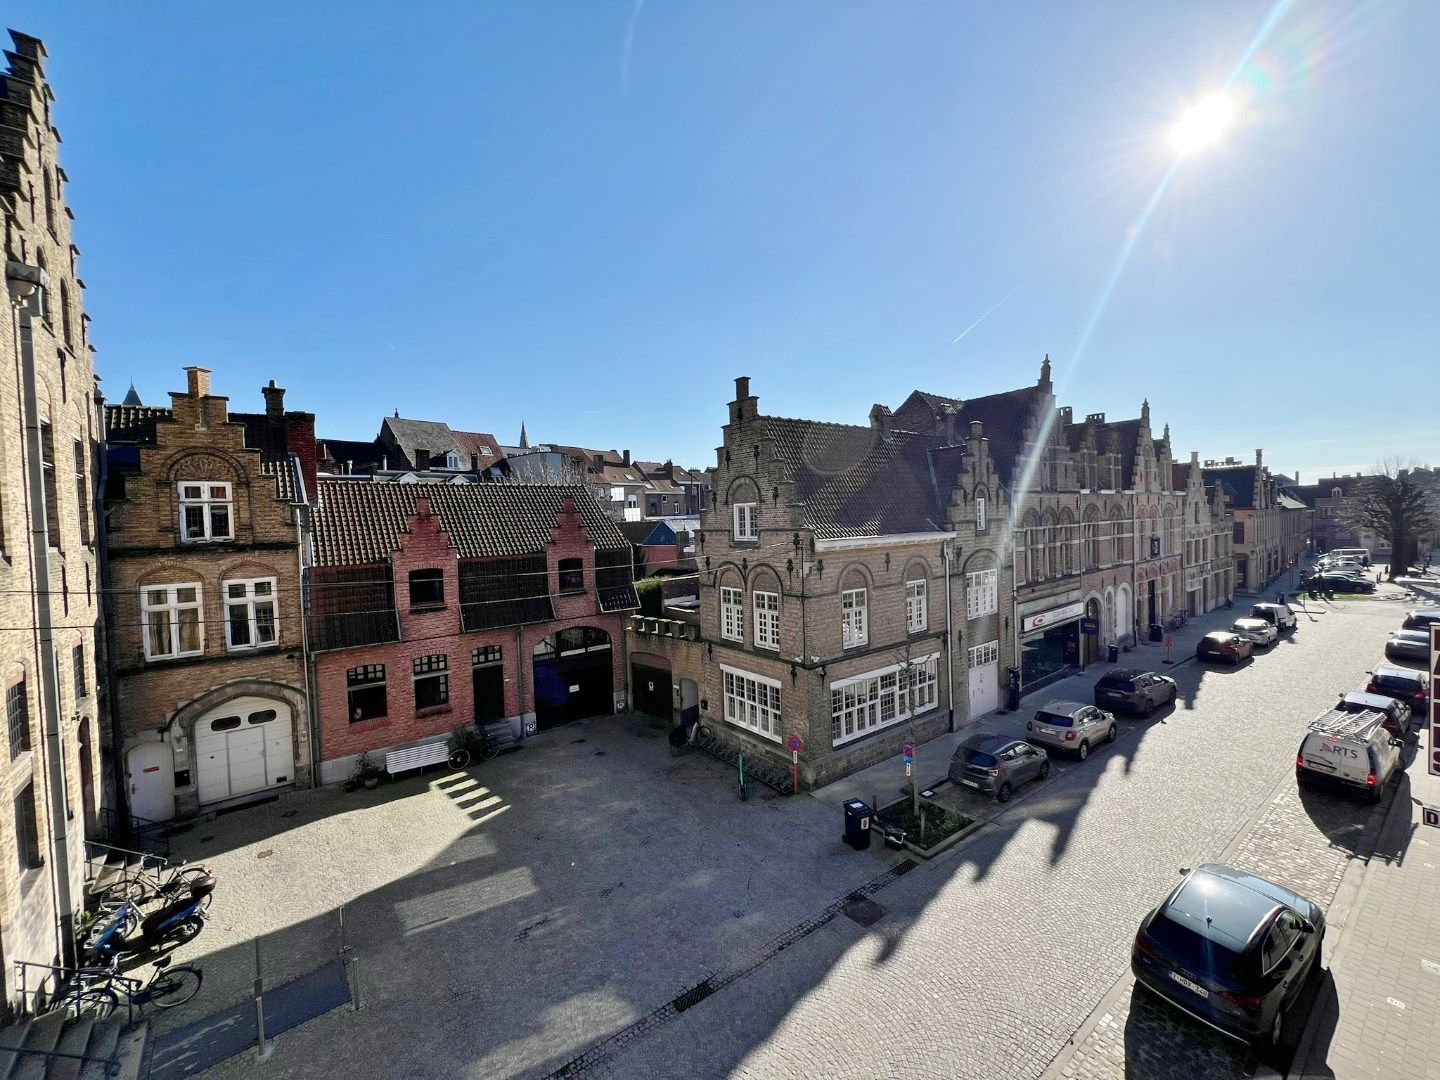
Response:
[[339, 904, 364, 1011], [254, 938, 271, 1060]]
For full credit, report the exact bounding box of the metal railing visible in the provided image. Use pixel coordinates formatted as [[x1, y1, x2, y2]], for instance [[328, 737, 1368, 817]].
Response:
[[83, 838, 167, 886], [97, 805, 172, 857], [13, 956, 140, 1023]]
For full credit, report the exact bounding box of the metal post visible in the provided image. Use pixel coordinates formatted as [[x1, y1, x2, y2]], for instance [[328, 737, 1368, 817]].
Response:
[[254, 938, 271, 1060], [339, 903, 364, 1011]]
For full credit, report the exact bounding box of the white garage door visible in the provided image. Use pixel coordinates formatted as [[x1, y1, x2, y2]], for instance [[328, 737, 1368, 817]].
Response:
[[968, 640, 999, 719], [194, 696, 295, 806]]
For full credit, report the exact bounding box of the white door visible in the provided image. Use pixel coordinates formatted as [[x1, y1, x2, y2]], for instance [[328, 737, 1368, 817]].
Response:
[[127, 742, 176, 822], [968, 640, 1000, 718], [194, 696, 295, 806]]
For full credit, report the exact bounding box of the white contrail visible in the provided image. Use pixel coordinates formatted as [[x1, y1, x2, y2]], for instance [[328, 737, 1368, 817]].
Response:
[[622, 0, 645, 91], [952, 273, 1035, 344]]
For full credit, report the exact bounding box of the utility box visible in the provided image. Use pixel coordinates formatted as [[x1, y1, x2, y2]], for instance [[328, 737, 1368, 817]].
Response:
[[843, 799, 872, 850]]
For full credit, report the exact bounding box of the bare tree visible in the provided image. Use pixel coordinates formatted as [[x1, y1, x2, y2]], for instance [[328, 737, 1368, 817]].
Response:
[[1343, 460, 1439, 578]]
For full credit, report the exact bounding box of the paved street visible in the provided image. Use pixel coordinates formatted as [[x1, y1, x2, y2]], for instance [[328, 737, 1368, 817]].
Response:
[[167, 587, 1422, 1080]]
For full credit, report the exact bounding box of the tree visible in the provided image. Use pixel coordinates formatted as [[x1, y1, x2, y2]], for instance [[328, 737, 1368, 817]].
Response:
[[1343, 461, 1439, 578]]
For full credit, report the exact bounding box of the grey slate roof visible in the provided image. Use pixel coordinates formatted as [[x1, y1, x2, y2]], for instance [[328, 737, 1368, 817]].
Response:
[[313, 481, 632, 567], [760, 416, 951, 540], [1202, 464, 1257, 509], [894, 385, 1050, 488]]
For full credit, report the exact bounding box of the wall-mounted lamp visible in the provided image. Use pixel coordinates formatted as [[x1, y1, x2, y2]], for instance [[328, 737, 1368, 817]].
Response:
[[790, 664, 797, 684], [706, 642, 714, 659], [818, 663, 827, 680]]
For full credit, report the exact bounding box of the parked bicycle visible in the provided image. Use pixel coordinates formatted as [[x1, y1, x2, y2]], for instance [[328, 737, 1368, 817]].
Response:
[[67, 956, 202, 1018], [447, 724, 499, 769], [81, 878, 214, 965], [94, 854, 215, 908]]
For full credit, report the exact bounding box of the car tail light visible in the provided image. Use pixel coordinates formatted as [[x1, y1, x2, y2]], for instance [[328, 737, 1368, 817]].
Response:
[[1296, 754, 1305, 768], [1221, 991, 1263, 1013], [1065, 731, 1076, 741], [1367, 773, 1378, 788], [1134, 936, 1159, 959], [1026, 721, 1033, 731]]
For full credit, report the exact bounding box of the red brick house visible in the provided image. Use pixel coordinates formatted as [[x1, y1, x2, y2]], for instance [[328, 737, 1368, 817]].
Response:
[[307, 483, 638, 783]]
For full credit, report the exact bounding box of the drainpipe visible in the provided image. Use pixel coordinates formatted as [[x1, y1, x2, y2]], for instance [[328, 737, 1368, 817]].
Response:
[[1130, 491, 1138, 645], [10, 261, 77, 966], [943, 538, 955, 733], [293, 490, 320, 787], [94, 385, 128, 828]]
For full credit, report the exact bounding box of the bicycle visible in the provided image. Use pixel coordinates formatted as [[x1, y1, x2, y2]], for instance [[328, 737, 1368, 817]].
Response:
[[67, 956, 202, 1018], [447, 724, 499, 770], [94, 855, 214, 908]]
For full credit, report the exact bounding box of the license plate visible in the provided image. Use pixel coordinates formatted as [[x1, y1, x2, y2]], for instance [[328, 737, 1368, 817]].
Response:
[[961, 779, 980, 789], [1169, 972, 1209, 998], [1038, 726, 1057, 737]]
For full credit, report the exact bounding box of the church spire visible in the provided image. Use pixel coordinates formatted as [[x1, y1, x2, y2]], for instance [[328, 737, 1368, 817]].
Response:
[[1038, 354, 1052, 392], [518, 419, 529, 449], [121, 382, 142, 407]]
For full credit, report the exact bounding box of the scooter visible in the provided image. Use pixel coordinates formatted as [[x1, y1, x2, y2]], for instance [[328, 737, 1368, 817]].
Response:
[[82, 875, 215, 965]]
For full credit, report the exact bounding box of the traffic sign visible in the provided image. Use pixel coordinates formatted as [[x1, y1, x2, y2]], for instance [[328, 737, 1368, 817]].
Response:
[[1425, 808, 1440, 830], [786, 735, 804, 753], [903, 741, 914, 765]]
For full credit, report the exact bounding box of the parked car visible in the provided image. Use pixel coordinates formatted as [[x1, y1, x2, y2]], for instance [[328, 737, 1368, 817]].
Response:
[[1131, 864, 1325, 1049], [1329, 547, 1371, 567], [1296, 703, 1405, 802], [1250, 602, 1297, 633], [1230, 618, 1279, 648], [948, 733, 1049, 802], [1025, 700, 1117, 761], [1093, 669, 1177, 716], [1385, 629, 1431, 662], [1312, 573, 1375, 594], [1334, 690, 1412, 738], [1366, 663, 1430, 709], [1197, 632, 1254, 664], [1401, 608, 1440, 631]]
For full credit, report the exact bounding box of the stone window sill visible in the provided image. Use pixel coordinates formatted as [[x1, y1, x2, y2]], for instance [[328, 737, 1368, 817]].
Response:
[[415, 705, 453, 719], [410, 604, 447, 614], [347, 715, 391, 729]]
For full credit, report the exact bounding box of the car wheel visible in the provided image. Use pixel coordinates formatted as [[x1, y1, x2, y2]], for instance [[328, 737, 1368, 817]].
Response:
[[1077, 740, 1090, 761], [1260, 1008, 1285, 1053], [1038, 760, 1050, 780], [996, 782, 1012, 803], [1107, 725, 1117, 744], [1144, 698, 1155, 717], [1169, 687, 1178, 706]]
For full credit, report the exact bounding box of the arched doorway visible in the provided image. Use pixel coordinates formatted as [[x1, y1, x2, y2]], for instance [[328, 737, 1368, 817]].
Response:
[[77, 717, 97, 831], [1084, 597, 1101, 665], [1116, 586, 1132, 646], [533, 626, 614, 729]]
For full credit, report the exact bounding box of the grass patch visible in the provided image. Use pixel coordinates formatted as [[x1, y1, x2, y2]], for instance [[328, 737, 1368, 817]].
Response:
[[876, 797, 974, 851]]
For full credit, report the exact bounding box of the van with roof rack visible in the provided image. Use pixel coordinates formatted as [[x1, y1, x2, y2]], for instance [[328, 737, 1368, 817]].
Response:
[[1295, 703, 1405, 802]]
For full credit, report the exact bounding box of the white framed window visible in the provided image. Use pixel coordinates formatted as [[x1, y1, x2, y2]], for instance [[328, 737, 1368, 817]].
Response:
[[720, 587, 744, 642], [177, 482, 233, 542], [141, 583, 203, 660], [224, 577, 278, 651], [732, 502, 757, 541], [966, 569, 998, 619], [753, 590, 780, 650], [968, 640, 999, 668], [905, 579, 927, 633], [721, 667, 782, 741], [975, 497, 987, 533], [829, 654, 940, 745], [841, 588, 868, 647]]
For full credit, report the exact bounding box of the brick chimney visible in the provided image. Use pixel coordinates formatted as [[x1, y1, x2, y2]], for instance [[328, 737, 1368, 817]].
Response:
[[262, 379, 285, 419], [285, 410, 318, 500], [869, 403, 891, 436], [941, 404, 958, 443], [185, 366, 211, 398], [172, 366, 226, 429], [623, 449, 631, 467], [1255, 448, 1264, 467], [729, 376, 758, 424]]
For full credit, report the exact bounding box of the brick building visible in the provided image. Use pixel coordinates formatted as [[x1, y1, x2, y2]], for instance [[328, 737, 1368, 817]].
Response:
[[1201, 452, 1310, 591], [0, 31, 104, 981], [307, 484, 638, 784], [1174, 453, 1236, 613], [630, 377, 1011, 787], [102, 368, 315, 821]]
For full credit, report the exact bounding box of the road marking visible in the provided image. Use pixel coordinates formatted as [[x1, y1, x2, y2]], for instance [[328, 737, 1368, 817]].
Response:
[[1386, 997, 1407, 1010], [1421, 958, 1440, 977]]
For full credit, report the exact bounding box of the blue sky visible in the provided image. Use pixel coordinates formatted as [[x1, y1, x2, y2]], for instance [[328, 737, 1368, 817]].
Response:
[[32, 1, 1440, 480]]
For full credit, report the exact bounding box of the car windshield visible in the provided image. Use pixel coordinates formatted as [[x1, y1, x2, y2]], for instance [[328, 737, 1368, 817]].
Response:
[[963, 749, 998, 767], [1097, 675, 1134, 689], [1147, 914, 1241, 982], [1373, 675, 1419, 692], [1036, 712, 1074, 727]]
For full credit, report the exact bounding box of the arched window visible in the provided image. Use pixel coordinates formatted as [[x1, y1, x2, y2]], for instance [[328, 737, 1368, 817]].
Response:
[[59, 280, 73, 348], [1023, 511, 1043, 583]]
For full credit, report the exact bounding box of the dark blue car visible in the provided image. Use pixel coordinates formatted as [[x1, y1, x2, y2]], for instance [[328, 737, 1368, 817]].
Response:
[[1131, 863, 1325, 1048]]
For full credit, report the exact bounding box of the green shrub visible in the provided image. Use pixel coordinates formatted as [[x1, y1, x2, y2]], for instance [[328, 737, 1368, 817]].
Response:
[[635, 576, 664, 617]]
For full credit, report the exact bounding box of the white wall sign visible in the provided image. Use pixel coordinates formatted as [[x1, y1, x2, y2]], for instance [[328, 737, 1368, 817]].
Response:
[[1022, 601, 1087, 634]]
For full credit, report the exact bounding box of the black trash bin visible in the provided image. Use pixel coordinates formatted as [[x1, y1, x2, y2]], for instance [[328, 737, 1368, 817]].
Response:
[[1107, 644, 1120, 663], [843, 799, 872, 850], [1149, 623, 1164, 643]]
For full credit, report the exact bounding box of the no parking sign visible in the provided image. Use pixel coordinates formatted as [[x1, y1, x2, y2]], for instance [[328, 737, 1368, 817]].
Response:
[[1430, 626, 1440, 778]]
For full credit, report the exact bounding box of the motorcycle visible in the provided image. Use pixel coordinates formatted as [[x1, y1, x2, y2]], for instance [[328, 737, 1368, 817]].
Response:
[[82, 874, 215, 964]]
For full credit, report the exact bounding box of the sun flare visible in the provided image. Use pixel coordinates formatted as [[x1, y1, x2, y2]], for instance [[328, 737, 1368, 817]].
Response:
[[1170, 93, 1234, 156]]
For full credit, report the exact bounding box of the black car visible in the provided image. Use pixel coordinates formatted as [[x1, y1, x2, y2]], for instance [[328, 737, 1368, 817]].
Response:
[[1334, 690, 1412, 738], [1094, 669, 1177, 716], [1402, 608, 1440, 631], [1312, 573, 1374, 594], [1132, 864, 1326, 1048]]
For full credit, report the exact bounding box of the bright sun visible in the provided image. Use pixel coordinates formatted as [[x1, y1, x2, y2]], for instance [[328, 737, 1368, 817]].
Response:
[[1170, 93, 1234, 156]]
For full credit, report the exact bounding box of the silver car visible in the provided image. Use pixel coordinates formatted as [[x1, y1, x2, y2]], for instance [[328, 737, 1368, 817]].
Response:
[[1026, 700, 1117, 761], [948, 733, 1049, 802], [1231, 617, 1278, 648]]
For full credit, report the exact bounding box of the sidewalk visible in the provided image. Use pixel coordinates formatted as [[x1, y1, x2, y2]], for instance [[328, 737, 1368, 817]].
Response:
[[812, 599, 1246, 812], [1290, 741, 1440, 1079]]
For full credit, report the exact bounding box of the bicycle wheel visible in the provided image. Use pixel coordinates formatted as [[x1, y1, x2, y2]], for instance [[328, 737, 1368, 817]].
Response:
[[447, 748, 471, 770], [165, 916, 206, 949], [149, 966, 203, 1009], [173, 865, 213, 888], [476, 739, 498, 762], [70, 984, 119, 1019]]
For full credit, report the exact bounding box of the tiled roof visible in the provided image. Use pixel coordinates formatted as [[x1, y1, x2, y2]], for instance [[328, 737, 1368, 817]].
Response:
[[319, 437, 387, 472], [104, 403, 299, 501], [760, 416, 950, 540], [952, 387, 1050, 488], [104, 404, 171, 444], [1201, 464, 1257, 509], [380, 417, 463, 469], [1276, 492, 1308, 511], [452, 430, 505, 465], [312, 481, 631, 567]]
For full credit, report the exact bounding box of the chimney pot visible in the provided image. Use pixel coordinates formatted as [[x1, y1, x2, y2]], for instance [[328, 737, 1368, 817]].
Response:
[[185, 366, 211, 398], [623, 449, 631, 466], [735, 376, 751, 401], [969, 420, 983, 440], [261, 378, 286, 419], [1255, 448, 1264, 467]]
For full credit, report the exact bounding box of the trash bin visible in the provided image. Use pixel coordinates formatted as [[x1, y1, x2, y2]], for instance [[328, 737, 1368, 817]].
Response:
[[1149, 623, 1164, 643], [1107, 644, 1120, 664], [1276, 593, 1285, 605], [1006, 668, 1021, 712], [843, 799, 872, 850]]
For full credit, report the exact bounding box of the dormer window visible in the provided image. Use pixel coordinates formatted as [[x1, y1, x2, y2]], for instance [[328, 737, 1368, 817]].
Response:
[[445, 452, 461, 470], [409, 568, 444, 609], [178, 482, 233, 543], [558, 558, 584, 593]]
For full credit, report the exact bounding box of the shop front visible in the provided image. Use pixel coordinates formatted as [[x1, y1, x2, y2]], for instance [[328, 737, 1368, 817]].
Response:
[[1019, 599, 1086, 690]]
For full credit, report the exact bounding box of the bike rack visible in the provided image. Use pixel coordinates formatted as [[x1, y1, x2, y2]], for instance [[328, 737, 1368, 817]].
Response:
[[691, 728, 796, 795]]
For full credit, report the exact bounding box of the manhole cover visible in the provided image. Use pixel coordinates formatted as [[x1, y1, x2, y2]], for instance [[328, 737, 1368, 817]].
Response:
[[841, 894, 886, 928]]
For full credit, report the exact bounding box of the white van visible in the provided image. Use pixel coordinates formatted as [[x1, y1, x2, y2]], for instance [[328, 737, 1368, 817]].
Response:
[[1329, 547, 1371, 567], [1295, 706, 1402, 802]]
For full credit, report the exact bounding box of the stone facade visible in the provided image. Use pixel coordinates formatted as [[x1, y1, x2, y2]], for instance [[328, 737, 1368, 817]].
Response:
[[0, 31, 104, 991], [1202, 451, 1310, 592], [102, 368, 312, 820]]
